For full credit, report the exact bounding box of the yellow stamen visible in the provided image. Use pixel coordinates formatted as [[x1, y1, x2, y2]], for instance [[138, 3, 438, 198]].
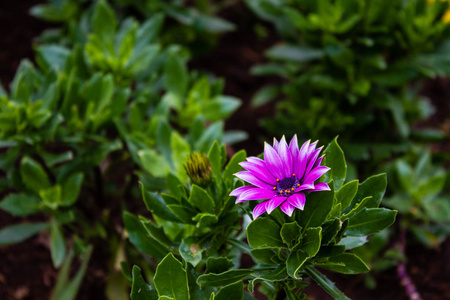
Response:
[[273, 187, 276, 190], [291, 187, 295, 191], [297, 183, 300, 187], [276, 178, 280, 182], [280, 190, 284, 194], [292, 173, 295, 176]]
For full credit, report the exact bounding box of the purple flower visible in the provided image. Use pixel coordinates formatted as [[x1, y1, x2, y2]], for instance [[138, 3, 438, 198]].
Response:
[[230, 136, 330, 219]]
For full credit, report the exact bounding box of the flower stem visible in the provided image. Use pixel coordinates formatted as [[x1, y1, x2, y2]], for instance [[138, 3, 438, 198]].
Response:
[[397, 228, 422, 300]]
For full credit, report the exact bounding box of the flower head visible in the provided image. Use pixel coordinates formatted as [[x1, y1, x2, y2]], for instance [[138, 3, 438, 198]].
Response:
[[184, 152, 213, 188], [230, 135, 330, 219]]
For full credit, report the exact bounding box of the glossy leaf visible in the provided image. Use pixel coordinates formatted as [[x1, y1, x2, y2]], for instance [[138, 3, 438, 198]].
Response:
[[324, 137, 346, 190], [286, 250, 308, 279], [215, 281, 243, 300], [188, 184, 215, 214], [346, 208, 397, 236], [197, 269, 254, 287], [130, 266, 158, 300], [154, 253, 189, 300], [247, 217, 285, 248], [316, 253, 369, 274]]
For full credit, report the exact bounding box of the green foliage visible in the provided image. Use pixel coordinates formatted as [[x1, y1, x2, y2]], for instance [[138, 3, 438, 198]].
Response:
[[126, 138, 396, 299], [248, 0, 448, 155]]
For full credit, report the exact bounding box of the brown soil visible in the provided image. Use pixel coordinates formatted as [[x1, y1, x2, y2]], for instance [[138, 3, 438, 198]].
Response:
[[0, 1, 449, 300]]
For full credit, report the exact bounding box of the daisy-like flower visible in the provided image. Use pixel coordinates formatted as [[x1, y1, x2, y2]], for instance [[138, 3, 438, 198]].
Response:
[[230, 135, 330, 219]]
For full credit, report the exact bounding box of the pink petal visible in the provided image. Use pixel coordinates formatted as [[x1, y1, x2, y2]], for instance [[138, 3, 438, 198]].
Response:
[[266, 196, 287, 214], [264, 142, 284, 180], [252, 201, 268, 219], [311, 182, 331, 192], [294, 140, 310, 180], [272, 137, 280, 152], [303, 166, 330, 183], [307, 141, 318, 157], [235, 171, 274, 189], [288, 193, 306, 210], [278, 136, 293, 177], [280, 201, 295, 217], [236, 188, 277, 203], [295, 182, 315, 192], [304, 147, 323, 179], [230, 185, 253, 197], [247, 156, 265, 166], [239, 161, 276, 185], [313, 155, 325, 169]]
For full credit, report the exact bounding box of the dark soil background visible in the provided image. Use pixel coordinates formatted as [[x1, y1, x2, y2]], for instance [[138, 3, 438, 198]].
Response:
[[1, 1, 449, 299]]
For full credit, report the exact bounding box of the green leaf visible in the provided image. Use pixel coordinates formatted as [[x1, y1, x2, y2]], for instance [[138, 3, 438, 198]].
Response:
[[0, 222, 49, 246], [123, 212, 169, 259], [301, 227, 322, 257], [267, 45, 324, 62], [188, 184, 215, 213], [248, 265, 288, 293], [206, 257, 234, 274], [247, 217, 285, 248], [164, 52, 188, 100], [20, 156, 51, 193], [223, 150, 246, 186], [316, 253, 369, 274], [60, 173, 83, 207], [50, 219, 66, 268], [202, 96, 241, 121], [297, 187, 334, 229], [196, 122, 224, 153], [0, 194, 41, 216], [92, 0, 117, 40], [208, 141, 222, 181], [50, 246, 93, 300], [40, 185, 62, 210], [131, 266, 158, 300], [139, 149, 171, 178], [157, 119, 173, 167], [167, 205, 197, 224], [280, 221, 302, 247], [321, 219, 341, 245], [171, 132, 191, 180], [192, 213, 218, 228], [305, 266, 350, 300], [251, 85, 281, 107], [154, 253, 189, 300], [286, 250, 308, 279], [324, 137, 346, 190], [341, 196, 371, 220], [141, 183, 180, 222], [348, 174, 387, 210], [197, 269, 254, 287], [215, 281, 243, 300], [346, 208, 397, 236], [180, 237, 203, 267], [250, 248, 280, 265], [335, 180, 358, 211], [338, 236, 368, 250]]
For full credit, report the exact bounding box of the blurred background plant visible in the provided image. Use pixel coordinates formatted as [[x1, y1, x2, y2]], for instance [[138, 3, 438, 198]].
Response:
[[0, 0, 241, 298]]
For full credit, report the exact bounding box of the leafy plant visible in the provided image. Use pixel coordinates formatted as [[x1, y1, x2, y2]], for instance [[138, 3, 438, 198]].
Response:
[[126, 137, 397, 299]]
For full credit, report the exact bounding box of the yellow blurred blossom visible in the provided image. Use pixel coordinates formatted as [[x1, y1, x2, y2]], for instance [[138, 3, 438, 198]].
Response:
[[428, 0, 450, 23]]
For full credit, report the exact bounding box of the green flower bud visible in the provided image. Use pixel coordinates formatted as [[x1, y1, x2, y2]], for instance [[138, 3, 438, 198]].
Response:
[[184, 152, 213, 188]]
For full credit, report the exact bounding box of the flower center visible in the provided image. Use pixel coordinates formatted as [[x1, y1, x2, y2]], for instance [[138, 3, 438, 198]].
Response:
[[275, 174, 299, 196]]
